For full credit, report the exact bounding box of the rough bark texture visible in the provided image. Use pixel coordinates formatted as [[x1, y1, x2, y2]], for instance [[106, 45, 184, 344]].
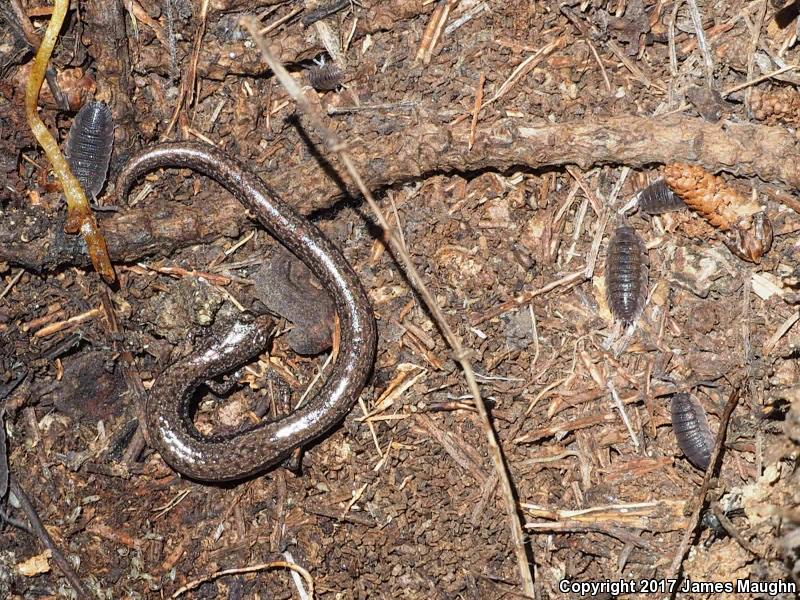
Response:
[[81, 0, 137, 162], [0, 190, 243, 272], [278, 113, 800, 213], [283, 114, 800, 210], [2, 114, 799, 272], [136, 1, 430, 79]]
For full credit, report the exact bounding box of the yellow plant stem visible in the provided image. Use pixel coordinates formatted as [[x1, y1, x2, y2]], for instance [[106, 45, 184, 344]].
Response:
[[25, 0, 115, 283]]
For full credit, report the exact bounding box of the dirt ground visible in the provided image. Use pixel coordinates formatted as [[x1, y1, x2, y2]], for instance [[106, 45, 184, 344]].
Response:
[[2, 0, 800, 598]]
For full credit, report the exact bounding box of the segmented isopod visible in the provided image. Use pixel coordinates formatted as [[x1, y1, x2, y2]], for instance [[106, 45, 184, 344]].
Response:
[[670, 392, 716, 470], [65, 101, 114, 199], [638, 179, 686, 215], [308, 61, 344, 91], [605, 223, 648, 325]]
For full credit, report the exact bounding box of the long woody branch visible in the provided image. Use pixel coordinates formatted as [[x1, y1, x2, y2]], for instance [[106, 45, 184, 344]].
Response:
[[3, 114, 797, 272]]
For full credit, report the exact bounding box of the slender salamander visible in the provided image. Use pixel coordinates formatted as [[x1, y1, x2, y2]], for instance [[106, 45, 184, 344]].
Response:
[[116, 142, 377, 482]]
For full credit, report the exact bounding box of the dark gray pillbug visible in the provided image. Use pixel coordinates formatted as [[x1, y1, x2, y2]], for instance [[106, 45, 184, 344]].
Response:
[[605, 224, 648, 325], [65, 101, 114, 199], [670, 392, 716, 470], [638, 179, 686, 215], [308, 61, 344, 91]]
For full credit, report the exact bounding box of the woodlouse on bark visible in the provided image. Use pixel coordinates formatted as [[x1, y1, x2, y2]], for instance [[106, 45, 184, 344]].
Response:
[[638, 179, 686, 215], [308, 60, 344, 91], [605, 223, 648, 325], [670, 392, 716, 470], [65, 101, 114, 199]]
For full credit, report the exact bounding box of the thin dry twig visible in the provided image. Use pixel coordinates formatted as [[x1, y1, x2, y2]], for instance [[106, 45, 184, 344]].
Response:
[[8, 477, 89, 597], [422, 0, 456, 65], [135, 262, 234, 285], [445, 0, 486, 34], [606, 39, 666, 92], [415, 1, 448, 64], [744, 0, 769, 113], [494, 40, 562, 104], [607, 380, 639, 451], [128, 0, 167, 47], [163, 0, 210, 138], [472, 270, 586, 326], [469, 72, 486, 151], [8, 0, 42, 45], [686, 0, 715, 85], [259, 5, 303, 35], [0, 269, 24, 300], [33, 307, 103, 338], [722, 64, 800, 96], [561, 6, 611, 93], [170, 561, 314, 598], [668, 0, 681, 81], [415, 413, 488, 486], [565, 166, 602, 216], [524, 500, 669, 520], [301, 0, 351, 27], [443, 38, 562, 127], [666, 383, 742, 585], [709, 502, 759, 556], [8, 0, 68, 108], [763, 310, 800, 355], [240, 17, 536, 598]]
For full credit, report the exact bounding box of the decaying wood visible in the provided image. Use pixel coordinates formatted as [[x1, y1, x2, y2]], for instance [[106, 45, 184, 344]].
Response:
[[0, 190, 244, 272], [2, 113, 799, 273], [81, 0, 136, 159], [267, 113, 800, 214], [135, 1, 431, 80]]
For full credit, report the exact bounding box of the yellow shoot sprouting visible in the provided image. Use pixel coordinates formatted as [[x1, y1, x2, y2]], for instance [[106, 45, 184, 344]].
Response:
[[25, 0, 115, 283]]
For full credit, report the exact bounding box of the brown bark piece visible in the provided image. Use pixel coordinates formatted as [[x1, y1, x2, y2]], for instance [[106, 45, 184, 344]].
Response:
[[751, 87, 800, 126], [3, 114, 798, 272], [0, 190, 243, 273], [80, 0, 136, 160]]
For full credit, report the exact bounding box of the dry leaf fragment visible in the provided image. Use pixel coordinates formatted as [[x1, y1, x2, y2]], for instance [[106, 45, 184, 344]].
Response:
[[724, 212, 774, 264], [17, 550, 52, 576]]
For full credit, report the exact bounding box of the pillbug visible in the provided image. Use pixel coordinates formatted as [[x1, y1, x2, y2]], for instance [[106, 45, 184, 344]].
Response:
[[65, 101, 114, 199], [670, 392, 715, 470], [605, 223, 648, 325], [638, 179, 686, 215], [308, 60, 344, 91]]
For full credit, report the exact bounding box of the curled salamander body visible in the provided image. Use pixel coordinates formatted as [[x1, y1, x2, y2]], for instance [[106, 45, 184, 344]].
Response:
[[117, 142, 376, 482]]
